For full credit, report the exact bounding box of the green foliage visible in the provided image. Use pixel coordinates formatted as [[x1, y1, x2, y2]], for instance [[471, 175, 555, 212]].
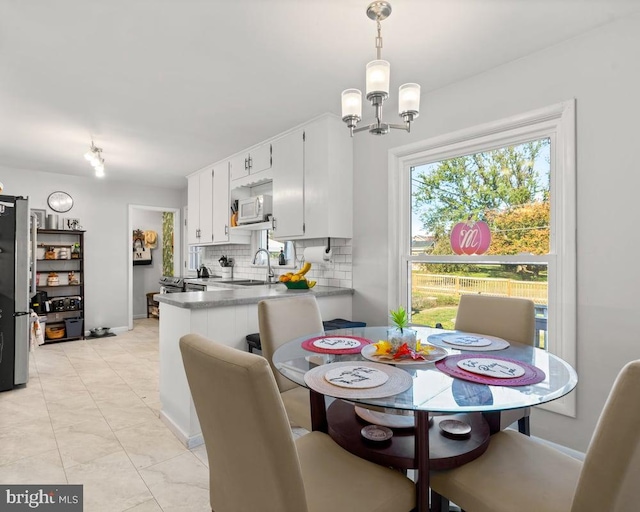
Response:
[[162, 212, 174, 277], [485, 201, 549, 255], [413, 139, 550, 253], [389, 306, 408, 330]]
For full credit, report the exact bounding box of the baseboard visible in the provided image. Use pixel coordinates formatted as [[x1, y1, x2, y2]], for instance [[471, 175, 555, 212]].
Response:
[[159, 410, 204, 449]]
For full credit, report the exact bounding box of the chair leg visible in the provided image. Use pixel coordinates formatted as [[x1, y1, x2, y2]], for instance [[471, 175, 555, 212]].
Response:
[[518, 415, 531, 436], [431, 490, 449, 512]]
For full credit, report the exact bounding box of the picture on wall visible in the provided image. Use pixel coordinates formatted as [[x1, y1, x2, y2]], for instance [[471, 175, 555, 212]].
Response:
[[133, 229, 152, 265]]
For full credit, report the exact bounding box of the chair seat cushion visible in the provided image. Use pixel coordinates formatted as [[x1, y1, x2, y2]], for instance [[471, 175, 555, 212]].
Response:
[[431, 430, 582, 512], [296, 431, 415, 512], [281, 386, 312, 431]]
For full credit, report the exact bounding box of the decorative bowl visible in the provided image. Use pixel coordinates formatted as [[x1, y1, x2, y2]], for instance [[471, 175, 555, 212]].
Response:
[[91, 327, 110, 337], [284, 281, 309, 290]]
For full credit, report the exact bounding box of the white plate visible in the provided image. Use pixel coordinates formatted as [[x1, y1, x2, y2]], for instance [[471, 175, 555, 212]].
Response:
[[361, 343, 448, 365], [439, 419, 471, 437], [324, 365, 389, 388], [457, 358, 525, 378], [354, 406, 415, 429], [313, 336, 362, 350], [443, 334, 492, 347]]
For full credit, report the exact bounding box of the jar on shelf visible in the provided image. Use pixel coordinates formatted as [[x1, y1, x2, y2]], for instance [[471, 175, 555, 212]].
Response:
[[47, 272, 59, 286]]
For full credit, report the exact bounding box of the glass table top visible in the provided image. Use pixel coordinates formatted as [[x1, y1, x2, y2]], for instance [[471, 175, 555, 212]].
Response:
[[272, 326, 578, 414]]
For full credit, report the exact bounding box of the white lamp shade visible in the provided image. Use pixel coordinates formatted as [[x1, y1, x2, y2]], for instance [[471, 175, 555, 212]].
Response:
[[366, 60, 390, 96], [341, 89, 362, 118], [84, 150, 94, 161], [399, 83, 421, 115]]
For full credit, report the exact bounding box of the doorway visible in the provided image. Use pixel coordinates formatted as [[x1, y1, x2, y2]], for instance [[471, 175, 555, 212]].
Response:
[[127, 204, 181, 330]]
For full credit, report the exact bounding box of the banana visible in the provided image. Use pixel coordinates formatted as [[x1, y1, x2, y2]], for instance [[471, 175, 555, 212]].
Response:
[[296, 262, 312, 276]]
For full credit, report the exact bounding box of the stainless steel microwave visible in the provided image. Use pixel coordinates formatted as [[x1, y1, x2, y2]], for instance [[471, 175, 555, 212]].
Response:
[[237, 195, 273, 224]]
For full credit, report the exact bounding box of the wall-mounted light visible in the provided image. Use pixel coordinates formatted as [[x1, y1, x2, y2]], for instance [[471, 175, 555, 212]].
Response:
[[84, 141, 105, 177], [341, 1, 421, 136]]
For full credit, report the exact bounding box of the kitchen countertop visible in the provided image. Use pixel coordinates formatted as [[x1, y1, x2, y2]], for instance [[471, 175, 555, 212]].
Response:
[[154, 283, 354, 309]]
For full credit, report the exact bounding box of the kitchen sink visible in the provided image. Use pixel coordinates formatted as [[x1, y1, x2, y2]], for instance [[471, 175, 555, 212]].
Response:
[[220, 279, 271, 286]]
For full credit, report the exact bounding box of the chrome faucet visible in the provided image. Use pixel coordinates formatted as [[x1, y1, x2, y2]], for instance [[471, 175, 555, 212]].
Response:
[[252, 248, 275, 283]]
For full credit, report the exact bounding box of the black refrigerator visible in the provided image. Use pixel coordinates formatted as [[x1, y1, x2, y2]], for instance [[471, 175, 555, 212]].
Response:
[[0, 195, 31, 391]]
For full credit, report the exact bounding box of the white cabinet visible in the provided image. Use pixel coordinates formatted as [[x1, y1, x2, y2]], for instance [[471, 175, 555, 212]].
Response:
[[188, 164, 249, 246], [213, 163, 250, 244], [230, 142, 273, 183], [187, 170, 213, 244], [272, 115, 353, 241], [271, 129, 305, 238]]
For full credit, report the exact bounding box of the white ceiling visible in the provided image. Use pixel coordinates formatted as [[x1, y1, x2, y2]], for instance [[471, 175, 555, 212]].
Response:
[[1, 0, 638, 189]]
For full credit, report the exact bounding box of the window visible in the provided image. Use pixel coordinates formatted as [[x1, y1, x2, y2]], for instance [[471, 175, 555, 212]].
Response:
[[389, 101, 576, 417], [187, 246, 202, 272], [257, 230, 294, 266]]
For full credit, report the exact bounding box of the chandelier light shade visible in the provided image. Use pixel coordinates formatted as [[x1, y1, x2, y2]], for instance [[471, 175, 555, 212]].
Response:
[[84, 141, 105, 178], [341, 1, 421, 136]]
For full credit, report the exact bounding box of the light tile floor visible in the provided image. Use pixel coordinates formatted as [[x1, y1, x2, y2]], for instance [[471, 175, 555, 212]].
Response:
[[0, 318, 308, 512]]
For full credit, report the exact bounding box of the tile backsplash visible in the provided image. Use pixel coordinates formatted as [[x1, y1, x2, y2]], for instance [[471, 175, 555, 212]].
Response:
[[201, 238, 352, 288]]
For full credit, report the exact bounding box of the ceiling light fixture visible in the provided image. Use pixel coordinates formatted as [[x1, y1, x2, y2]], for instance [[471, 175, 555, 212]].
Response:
[[341, 1, 421, 137], [84, 141, 105, 177]]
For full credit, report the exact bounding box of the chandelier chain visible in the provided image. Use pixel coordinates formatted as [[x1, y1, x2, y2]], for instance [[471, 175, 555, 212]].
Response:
[[375, 19, 383, 60]]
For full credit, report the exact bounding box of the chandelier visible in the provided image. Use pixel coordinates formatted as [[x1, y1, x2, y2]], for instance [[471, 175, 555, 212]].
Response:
[[341, 1, 421, 136], [84, 141, 105, 177]]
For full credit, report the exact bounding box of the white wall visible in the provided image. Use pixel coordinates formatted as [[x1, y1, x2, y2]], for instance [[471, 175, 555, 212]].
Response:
[[352, 13, 640, 452], [131, 208, 164, 318], [0, 167, 184, 330]]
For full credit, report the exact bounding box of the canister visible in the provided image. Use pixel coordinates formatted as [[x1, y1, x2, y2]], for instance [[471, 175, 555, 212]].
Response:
[[46, 214, 59, 229]]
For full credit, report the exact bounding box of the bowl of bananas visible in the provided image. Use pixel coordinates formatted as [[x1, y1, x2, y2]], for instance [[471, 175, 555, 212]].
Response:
[[279, 262, 316, 289]]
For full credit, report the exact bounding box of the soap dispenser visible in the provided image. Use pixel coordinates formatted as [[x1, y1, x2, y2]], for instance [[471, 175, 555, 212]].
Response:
[[278, 249, 286, 265]]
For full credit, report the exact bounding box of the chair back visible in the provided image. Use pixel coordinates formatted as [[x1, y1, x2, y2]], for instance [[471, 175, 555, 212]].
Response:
[[258, 295, 324, 392], [571, 360, 640, 512], [180, 334, 309, 512], [454, 294, 535, 345]]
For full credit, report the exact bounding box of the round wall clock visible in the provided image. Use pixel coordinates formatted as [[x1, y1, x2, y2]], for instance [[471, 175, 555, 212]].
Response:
[[47, 191, 74, 213]]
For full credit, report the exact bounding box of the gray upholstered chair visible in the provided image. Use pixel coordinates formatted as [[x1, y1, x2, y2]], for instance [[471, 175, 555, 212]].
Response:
[[179, 334, 416, 512], [431, 359, 640, 512], [455, 294, 536, 434], [258, 295, 324, 431]]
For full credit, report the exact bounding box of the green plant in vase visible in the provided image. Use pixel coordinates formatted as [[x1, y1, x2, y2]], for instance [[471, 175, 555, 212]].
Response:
[[388, 306, 417, 351]]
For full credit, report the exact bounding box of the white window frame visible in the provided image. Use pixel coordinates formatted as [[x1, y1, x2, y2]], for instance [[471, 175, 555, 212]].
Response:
[[388, 100, 576, 417]]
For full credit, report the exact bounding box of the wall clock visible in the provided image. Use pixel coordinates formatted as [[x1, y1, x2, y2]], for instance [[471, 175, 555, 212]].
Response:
[[47, 191, 74, 213]]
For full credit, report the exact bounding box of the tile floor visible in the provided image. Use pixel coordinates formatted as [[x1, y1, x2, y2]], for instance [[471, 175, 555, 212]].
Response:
[[0, 318, 307, 512]]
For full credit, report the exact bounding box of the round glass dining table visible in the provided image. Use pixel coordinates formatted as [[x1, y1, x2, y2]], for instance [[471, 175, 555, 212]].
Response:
[[273, 325, 578, 512]]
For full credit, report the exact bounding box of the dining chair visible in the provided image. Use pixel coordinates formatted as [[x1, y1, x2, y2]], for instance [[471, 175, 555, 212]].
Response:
[[258, 295, 324, 431], [431, 359, 640, 512], [454, 294, 536, 435], [179, 333, 416, 512]]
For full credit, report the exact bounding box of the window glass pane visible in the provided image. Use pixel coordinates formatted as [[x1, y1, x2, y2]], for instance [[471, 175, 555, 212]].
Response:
[[409, 262, 548, 347], [411, 139, 550, 256], [188, 246, 202, 271]]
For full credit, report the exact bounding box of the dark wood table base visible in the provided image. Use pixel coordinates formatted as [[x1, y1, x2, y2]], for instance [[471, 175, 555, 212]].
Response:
[[326, 399, 490, 471]]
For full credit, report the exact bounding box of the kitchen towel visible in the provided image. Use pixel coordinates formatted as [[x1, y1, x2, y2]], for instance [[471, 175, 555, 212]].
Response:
[[303, 246, 332, 264]]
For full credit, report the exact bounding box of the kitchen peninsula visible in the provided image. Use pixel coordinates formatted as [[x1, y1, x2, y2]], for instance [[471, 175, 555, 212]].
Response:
[[155, 283, 353, 447]]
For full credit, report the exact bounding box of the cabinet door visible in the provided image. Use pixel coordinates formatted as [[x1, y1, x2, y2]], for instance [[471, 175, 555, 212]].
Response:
[[212, 162, 230, 243], [199, 169, 214, 243], [229, 153, 249, 181], [187, 174, 201, 244], [249, 143, 272, 174], [271, 130, 304, 238]]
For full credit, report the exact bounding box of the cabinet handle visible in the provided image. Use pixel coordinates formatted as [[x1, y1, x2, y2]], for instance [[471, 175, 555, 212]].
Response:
[[225, 225, 228, 235], [244, 157, 248, 170], [248, 155, 252, 170], [272, 217, 277, 230]]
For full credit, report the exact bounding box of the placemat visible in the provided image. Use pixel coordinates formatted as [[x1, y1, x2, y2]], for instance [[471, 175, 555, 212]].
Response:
[[304, 361, 413, 399], [436, 354, 546, 386], [427, 331, 510, 351], [302, 335, 372, 355]]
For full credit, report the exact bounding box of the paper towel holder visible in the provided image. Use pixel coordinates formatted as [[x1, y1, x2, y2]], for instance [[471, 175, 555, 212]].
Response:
[[325, 238, 331, 254]]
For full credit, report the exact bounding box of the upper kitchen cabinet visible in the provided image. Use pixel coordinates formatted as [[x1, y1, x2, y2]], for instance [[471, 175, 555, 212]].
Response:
[[230, 142, 273, 185], [272, 114, 353, 241], [188, 164, 250, 246], [187, 170, 213, 244], [212, 162, 250, 245]]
